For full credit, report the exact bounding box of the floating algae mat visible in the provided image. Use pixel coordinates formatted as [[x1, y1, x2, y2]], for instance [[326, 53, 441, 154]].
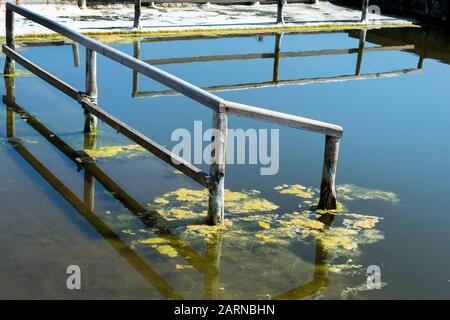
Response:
[[84, 144, 147, 159], [104, 183, 397, 274]]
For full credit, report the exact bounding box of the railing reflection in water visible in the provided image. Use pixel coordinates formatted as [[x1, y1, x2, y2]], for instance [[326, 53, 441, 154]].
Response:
[[131, 30, 423, 98]]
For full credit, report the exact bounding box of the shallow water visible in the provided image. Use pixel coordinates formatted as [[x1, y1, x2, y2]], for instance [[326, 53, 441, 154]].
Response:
[[1, 27, 450, 299]]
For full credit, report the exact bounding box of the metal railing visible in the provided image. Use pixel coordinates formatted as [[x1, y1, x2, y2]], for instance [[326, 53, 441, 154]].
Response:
[[3, 2, 343, 226]]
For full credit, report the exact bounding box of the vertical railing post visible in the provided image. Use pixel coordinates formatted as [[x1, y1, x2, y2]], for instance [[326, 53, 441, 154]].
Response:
[[134, 0, 142, 29], [84, 48, 98, 135], [277, 0, 285, 24], [207, 110, 228, 225], [318, 135, 340, 210], [355, 29, 367, 75], [361, 0, 370, 22], [4, 7, 15, 75]]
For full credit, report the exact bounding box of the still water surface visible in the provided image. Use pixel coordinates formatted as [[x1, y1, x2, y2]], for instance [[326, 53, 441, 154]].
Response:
[[1, 27, 450, 299]]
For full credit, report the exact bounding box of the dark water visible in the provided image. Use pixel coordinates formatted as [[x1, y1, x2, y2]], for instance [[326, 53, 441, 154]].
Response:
[[1, 27, 450, 299]]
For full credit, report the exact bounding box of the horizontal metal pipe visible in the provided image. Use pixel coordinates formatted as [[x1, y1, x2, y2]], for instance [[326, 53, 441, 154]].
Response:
[[81, 97, 212, 188], [222, 100, 343, 137], [6, 2, 223, 111]]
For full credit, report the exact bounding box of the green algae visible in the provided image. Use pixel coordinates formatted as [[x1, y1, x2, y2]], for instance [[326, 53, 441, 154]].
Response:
[[84, 144, 147, 159]]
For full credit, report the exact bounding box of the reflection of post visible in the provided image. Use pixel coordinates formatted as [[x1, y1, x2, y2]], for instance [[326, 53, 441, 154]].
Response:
[[134, 0, 142, 29], [417, 32, 427, 70], [277, 0, 285, 24], [355, 29, 367, 75], [318, 136, 340, 210], [72, 43, 80, 68], [84, 170, 95, 213], [207, 111, 228, 225], [4, 8, 15, 75], [132, 40, 141, 97], [361, 0, 370, 22], [272, 237, 329, 299], [4, 76, 16, 138], [272, 33, 283, 83], [203, 231, 223, 299], [84, 48, 98, 135]]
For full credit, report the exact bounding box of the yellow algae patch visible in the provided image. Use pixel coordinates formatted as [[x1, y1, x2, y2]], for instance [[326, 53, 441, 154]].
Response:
[[224, 191, 248, 202], [168, 208, 198, 219], [121, 229, 136, 235], [329, 264, 363, 274], [255, 233, 281, 244], [278, 185, 313, 199], [154, 197, 169, 205], [337, 184, 399, 202], [164, 188, 208, 202], [155, 245, 178, 258], [258, 221, 270, 229], [353, 218, 379, 229], [343, 214, 380, 229], [185, 224, 225, 238], [139, 237, 166, 245], [280, 218, 325, 231], [321, 236, 358, 251], [155, 188, 278, 215], [84, 144, 146, 158], [235, 199, 279, 213]]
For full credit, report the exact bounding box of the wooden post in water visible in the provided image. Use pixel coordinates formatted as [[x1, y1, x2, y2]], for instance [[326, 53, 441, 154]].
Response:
[[4, 8, 15, 75], [318, 135, 340, 210], [77, 0, 86, 9], [207, 111, 227, 225], [355, 29, 367, 75], [277, 0, 285, 24], [84, 48, 98, 135], [134, 0, 142, 29], [361, 0, 370, 22]]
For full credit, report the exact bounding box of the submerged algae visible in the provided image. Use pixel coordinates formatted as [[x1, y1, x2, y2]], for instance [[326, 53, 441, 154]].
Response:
[[84, 144, 146, 159]]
